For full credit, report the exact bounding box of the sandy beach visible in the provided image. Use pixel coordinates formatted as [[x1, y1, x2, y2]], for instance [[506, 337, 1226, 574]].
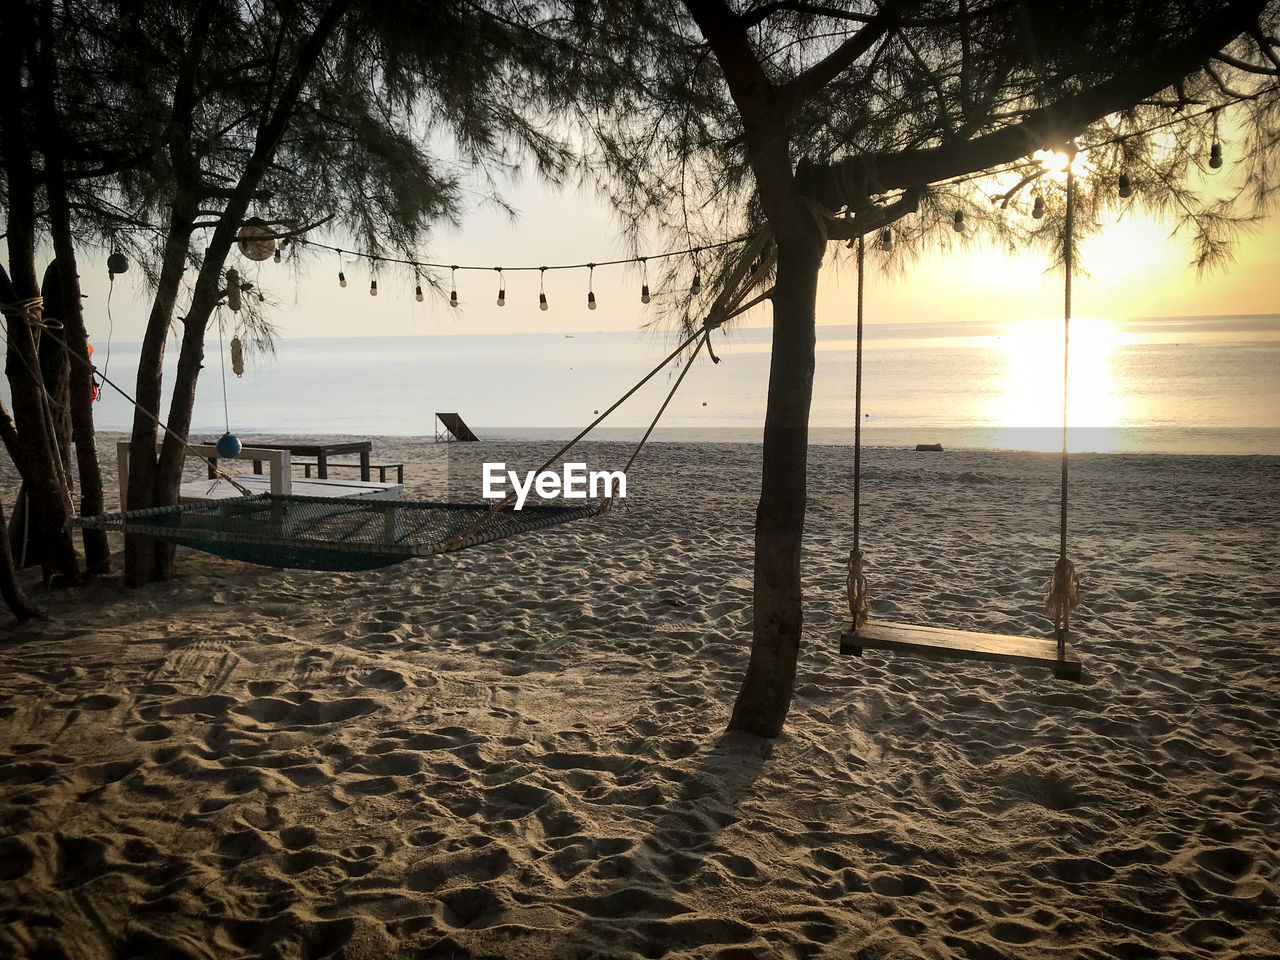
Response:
[[1, 436, 1276, 959]]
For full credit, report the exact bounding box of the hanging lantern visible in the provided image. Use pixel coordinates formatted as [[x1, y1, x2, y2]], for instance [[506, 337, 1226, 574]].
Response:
[[226, 268, 242, 312], [1118, 173, 1133, 198], [236, 216, 277, 261], [230, 337, 244, 377], [1209, 142, 1223, 169], [1031, 196, 1045, 219], [952, 210, 965, 232], [879, 230, 893, 252], [107, 251, 129, 278]]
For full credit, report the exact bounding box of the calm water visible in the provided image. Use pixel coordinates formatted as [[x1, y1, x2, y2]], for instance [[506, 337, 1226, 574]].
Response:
[[69, 315, 1280, 454]]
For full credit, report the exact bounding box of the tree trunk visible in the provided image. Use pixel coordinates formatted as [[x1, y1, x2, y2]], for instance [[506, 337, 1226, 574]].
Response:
[[34, 0, 110, 573], [727, 227, 824, 737], [0, 22, 82, 587], [123, 207, 197, 586], [0, 500, 38, 623]]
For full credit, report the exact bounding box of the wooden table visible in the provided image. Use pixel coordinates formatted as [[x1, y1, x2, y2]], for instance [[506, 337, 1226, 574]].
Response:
[[207, 441, 373, 481]]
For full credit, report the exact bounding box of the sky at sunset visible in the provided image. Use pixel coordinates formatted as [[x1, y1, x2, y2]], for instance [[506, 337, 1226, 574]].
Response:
[[83, 161, 1280, 346]]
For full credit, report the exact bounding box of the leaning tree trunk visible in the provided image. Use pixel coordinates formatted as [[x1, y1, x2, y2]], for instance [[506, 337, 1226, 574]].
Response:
[[728, 227, 825, 737]]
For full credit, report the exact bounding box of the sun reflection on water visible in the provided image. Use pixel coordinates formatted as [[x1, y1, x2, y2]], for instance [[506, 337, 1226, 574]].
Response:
[[988, 316, 1129, 452]]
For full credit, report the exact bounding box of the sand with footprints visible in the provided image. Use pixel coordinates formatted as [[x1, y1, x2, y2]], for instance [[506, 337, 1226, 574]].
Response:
[[1, 437, 1277, 958]]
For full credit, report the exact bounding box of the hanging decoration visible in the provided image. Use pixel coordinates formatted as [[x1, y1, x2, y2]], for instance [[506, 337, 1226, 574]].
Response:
[[496, 268, 506, 306], [225, 268, 242, 312], [107, 251, 129, 279], [587, 264, 597, 310], [878, 229, 893, 251], [1118, 173, 1133, 198], [1031, 195, 1045, 219], [370, 278, 378, 297], [230, 337, 245, 377], [640, 258, 651, 304], [450, 266, 459, 307], [236, 217, 277, 261], [1209, 108, 1224, 169], [539, 267, 548, 311], [952, 210, 965, 232]]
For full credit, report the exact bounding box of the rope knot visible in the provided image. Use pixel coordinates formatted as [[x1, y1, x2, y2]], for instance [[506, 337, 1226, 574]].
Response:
[[846, 548, 870, 630], [1046, 555, 1080, 632]]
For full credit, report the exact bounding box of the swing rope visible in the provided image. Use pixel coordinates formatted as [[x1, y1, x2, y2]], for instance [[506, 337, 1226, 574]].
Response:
[[1046, 159, 1081, 657], [847, 236, 870, 630]]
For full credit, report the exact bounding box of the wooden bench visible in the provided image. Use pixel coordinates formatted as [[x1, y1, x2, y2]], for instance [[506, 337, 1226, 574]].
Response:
[[294, 459, 404, 484]]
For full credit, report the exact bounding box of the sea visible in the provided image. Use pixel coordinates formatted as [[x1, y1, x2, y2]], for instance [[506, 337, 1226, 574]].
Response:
[[57, 314, 1280, 455]]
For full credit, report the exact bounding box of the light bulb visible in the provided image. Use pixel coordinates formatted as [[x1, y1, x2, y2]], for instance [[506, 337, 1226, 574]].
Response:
[[690, 274, 701, 296], [415, 284, 424, 302], [1209, 142, 1223, 169], [1032, 196, 1045, 219], [539, 292, 548, 311], [641, 283, 650, 304], [952, 210, 964, 232], [1118, 173, 1132, 199], [587, 291, 596, 310], [338, 270, 347, 287], [497, 288, 505, 306], [273, 246, 281, 263], [370, 279, 378, 296], [450, 289, 458, 307], [879, 229, 893, 251]]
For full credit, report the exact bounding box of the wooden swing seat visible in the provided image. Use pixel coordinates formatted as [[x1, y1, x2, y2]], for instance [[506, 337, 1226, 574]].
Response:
[[839, 619, 1082, 681]]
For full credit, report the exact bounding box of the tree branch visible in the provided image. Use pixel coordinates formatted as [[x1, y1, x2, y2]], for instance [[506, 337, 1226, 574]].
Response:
[[797, 0, 1269, 207]]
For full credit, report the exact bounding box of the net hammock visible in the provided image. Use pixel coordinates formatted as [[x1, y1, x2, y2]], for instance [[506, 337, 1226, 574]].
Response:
[[74, 496, 601, 571]]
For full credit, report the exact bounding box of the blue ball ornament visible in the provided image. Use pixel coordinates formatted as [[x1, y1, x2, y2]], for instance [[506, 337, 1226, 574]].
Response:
[[216, 432, 242, 458]]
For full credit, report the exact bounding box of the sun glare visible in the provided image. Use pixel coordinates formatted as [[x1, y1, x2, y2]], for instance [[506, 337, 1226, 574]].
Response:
[[1033, 147, 1090, 182], [989, 315, 1128, 451]]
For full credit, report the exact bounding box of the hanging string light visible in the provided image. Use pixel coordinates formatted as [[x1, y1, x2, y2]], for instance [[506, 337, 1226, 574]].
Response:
[[587, 264, 597, 310], [370, 278, 378, 297], [539, 267, 548, 311], [1118, 173, 1133, 198], [879, 229, 893, 251], [273, 244, 282, 264], [640, 258, 651, 304], [690, 268, 701, 296], [414, 269, 424, 302], [337, 253, 347, 288], [236, 217, 277, 261], [495, 268, 506, 306], [1032, 195, 1045, 219], [450, 266, 459, 307], [953, 210, 965, 232]]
